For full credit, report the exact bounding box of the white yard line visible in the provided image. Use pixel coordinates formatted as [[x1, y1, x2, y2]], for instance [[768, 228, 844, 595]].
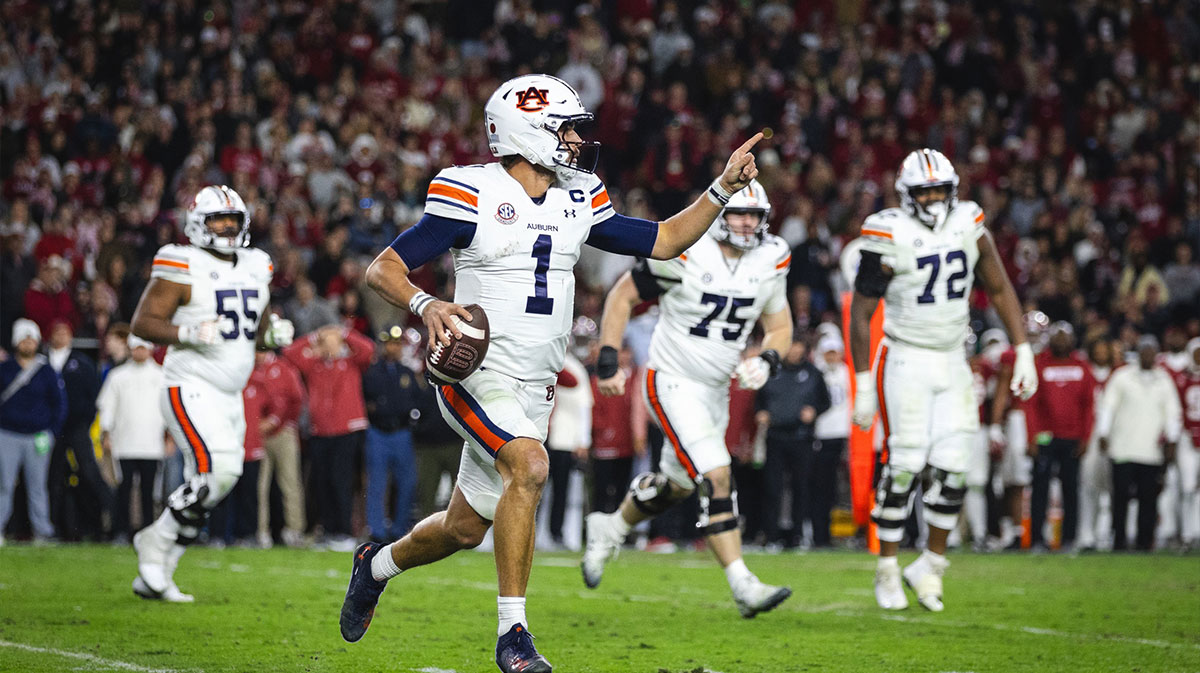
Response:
[[879, 613, 1200, 652], [0, 639, 182, 673], [412, 668, 459, 673]]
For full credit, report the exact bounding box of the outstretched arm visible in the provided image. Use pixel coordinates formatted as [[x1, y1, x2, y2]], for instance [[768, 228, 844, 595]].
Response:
[[649, 133, 763, 259]]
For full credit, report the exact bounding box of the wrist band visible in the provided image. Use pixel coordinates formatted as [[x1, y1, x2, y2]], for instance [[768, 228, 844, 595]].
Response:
[[409, 291, 435, 317], [596, 345, 619, 379], [759, 349, 780, 377], [706, 179, 734, 206]]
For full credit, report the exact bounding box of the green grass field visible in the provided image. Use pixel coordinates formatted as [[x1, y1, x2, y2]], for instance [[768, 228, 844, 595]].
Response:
[[1, 544, 1197, 673]]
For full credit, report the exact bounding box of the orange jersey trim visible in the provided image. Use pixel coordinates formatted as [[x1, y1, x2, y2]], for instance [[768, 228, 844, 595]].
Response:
[[861, 228, 893, 240], [427, 184, 479, 207]]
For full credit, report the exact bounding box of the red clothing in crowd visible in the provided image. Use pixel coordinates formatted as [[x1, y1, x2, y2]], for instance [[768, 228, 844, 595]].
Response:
[[1172, 368, 1200, 447], [24, 281, 76, 334], [1026, 352, 1097, 442], [725, 382, 758, 463], [250, 352, 305, 436], [589, 368, 646, 461], [282, 328, 374, 437], [242, 378, 268, 462]]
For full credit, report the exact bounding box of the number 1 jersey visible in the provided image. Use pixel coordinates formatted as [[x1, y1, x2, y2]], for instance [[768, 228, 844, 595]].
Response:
[[424, 163, 626, 382], [859, 202, 986, 351], [637, 234, 790, 388], [150, 244, 273, 393]]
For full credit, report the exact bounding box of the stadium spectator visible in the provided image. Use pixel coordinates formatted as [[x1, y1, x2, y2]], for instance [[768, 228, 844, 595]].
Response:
[[812, 335, 850, 549], [756, 340, 831, 548], [285, 278, 339, 338], [413, 368, 462, 521], [45, 320, 111, 541], [0, 219, 34, 349], [1078, 339, 1118, 552], [0, 319, 66, 543], [251, 348, 307, 549], [1097, 336, 1183, 551], [588, 345, 645, 516], [23, 256, 75, 336], [543, 352, 592, 550], [283, 325, 373, 550], [98, 335, 166, 543], [1025, 323, 1096, 551], [361, 326, 421, 540]]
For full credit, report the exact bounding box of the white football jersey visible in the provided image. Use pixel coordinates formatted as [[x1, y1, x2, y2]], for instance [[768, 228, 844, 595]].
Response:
[[424, 163, 645, 382], [150, 244, 273, 393], [859, 201, 986, 351], [640, 234, 790, 387]]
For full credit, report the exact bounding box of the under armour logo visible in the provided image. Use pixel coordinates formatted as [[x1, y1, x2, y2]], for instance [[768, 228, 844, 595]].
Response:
[[564, 209, 576, 218]]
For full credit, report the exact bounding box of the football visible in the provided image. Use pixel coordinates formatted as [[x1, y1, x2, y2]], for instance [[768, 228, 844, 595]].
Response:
[[426, 303, 490, 385]]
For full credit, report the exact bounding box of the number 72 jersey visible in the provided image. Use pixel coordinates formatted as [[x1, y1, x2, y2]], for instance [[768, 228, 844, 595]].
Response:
[[151, 243, 272, 393], [859, 202, 986, 351]]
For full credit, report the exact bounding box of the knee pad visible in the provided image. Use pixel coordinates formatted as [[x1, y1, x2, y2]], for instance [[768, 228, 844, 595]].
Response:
[[629, 472, 677, 516], [922, 468, 967, 531], [696, 477, 740, 536], [872, 465, 918, 543]]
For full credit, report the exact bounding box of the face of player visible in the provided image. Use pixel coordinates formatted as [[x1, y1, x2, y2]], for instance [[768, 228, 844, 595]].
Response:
[[911, 185, 950, 207], [557, 124, 584, 165], [723, 212, 762, 239], [206, 213, 242, 239]]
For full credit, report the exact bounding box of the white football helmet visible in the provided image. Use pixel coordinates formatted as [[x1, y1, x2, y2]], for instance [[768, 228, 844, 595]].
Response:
[[710, 179, 771, 250], [485, 74, 599, 184], [185, 185, 250, 252], [895, 148, 959, 228]]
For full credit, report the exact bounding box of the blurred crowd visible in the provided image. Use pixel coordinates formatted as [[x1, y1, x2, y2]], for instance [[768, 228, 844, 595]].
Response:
[[1, 1, 1198, 551]]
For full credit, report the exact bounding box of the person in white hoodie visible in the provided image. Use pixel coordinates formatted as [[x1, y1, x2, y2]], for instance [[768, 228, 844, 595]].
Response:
[[812, 335, 850, 548], [1096, 335, 1182, 551], [98, 335, 168, 542]]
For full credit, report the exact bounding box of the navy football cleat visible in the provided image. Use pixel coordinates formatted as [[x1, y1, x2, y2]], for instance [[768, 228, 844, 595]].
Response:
[[339, 542, 388, 642], [495, 624, 552, 673]]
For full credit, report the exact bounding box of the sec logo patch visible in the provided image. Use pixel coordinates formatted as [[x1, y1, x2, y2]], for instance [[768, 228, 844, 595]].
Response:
[[496, 203, 518, 225]]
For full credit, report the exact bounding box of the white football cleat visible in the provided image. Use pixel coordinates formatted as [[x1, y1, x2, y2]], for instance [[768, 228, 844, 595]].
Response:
[[133, 528, 172, 595], [162, 582, 195, 603], [132, 575, 162, 600], [874, 560, 908, 610], [733, 577, 792, 618], [581, 512, 623, 589], [903, 553, 948, 612]]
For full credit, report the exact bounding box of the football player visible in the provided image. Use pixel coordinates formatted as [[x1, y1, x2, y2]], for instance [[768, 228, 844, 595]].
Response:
[[129, 185, 294, 601], [1169, 338, 1200, 549], [342, 73, 762, 673], [849, 149, 1037, 612], [580, 180, 793, 618]]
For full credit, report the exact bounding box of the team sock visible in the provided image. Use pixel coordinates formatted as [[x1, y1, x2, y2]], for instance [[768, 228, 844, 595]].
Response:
[[497, 596, 527, 635], [877, 555, 899, 570], [371, 543, 403, 582], [612, 511, 632, 536], [724, 558, 753, 589]]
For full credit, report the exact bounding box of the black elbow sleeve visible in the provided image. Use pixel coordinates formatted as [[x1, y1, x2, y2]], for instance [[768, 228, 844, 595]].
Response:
[[854, 251, 891, 298]]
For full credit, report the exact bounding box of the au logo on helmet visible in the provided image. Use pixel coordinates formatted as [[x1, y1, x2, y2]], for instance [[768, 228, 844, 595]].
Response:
[[514, 87, 550, 112]]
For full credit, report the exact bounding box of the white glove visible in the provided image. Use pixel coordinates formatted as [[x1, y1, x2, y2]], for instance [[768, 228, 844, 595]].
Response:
[[263, 314, 295, 348], [1010, 342, 1039, 401], [734, 356, 771, 390], [177, 321, 220, 346], [988, 424, 1006, 446], [852, 371, 877, 431]]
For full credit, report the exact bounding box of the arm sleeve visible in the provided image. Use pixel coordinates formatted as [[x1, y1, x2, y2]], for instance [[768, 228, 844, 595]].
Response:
[[585, 213, 659, 257], [854, 250, 892, 298], [150, 246, 192, 285], [629, 257, 683, 300], [389, 212, 477, 271]]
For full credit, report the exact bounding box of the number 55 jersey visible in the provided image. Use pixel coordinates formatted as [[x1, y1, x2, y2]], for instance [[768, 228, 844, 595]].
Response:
[[634, 233, 791, 388], [150, 243, 273, 393]]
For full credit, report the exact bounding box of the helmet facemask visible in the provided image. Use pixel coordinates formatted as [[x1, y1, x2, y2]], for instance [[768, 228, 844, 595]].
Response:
[[201, 212, 249, 252], [903, 182, 956, 229], [712, 208, 769, 250], [546, 117, 600, 185], [185, 185, 250, 253]]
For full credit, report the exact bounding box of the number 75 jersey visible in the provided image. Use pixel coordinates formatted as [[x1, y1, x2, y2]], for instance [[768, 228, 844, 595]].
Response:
[[638, 234, 790, 387], [859, 201, 986, 351], [151, 244, 272, 393]]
